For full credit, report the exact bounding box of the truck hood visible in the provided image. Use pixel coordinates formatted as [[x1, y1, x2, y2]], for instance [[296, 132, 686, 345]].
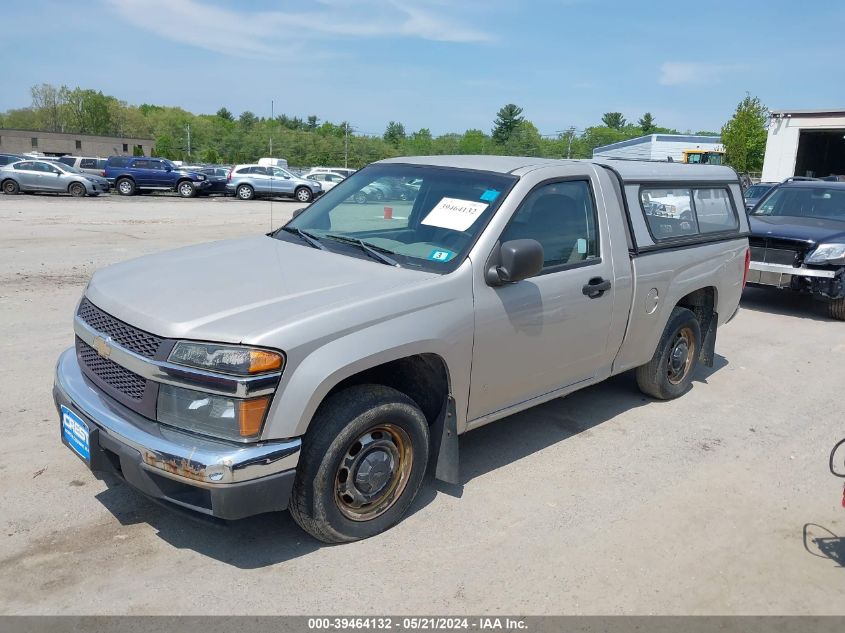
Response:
[[85, 235, 437, 344], [749, 215, 845, 245]]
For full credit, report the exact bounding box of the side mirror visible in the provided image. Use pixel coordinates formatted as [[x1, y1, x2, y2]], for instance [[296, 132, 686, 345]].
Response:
[[485, 239, 544, 286], [292, 208, 306, 219]]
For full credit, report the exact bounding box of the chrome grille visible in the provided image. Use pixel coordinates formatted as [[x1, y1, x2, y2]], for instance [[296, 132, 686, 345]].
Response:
[[77, 298, 162, 358], [77, 337, 147, 401], [748, 237, 805, 267]]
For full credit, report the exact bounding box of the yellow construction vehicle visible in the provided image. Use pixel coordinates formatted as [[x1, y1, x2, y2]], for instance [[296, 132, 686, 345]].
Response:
[[683, 149, 725, 165]]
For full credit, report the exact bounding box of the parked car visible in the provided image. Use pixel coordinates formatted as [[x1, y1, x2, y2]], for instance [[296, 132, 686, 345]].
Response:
[[258, 157, 289, 169], [56, 156, 108, 176], [0, 153, 27, 168], [305, 166, 356, 179], [306, 171, 346, 191], [226, 164, 321, 202], [196, 166, 230, 195], [743, 182, 778, 212], [1, 159, 110, 196], [747, 180, 845, 319], [54, 156, 749, 543], [104, 156, 211, 197]]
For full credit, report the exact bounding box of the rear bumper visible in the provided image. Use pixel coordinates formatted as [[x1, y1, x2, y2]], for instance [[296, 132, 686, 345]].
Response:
[[53, 348, 301, 520]]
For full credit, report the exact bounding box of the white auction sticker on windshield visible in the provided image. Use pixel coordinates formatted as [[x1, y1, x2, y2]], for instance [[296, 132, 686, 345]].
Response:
[[421, 197, 489, 232]]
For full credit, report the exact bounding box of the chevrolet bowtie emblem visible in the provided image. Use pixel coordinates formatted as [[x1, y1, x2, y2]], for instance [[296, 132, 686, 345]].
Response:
[[92, 336, 112, 359]]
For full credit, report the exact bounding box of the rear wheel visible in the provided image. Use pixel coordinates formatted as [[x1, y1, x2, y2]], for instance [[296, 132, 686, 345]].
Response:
[[295, 186, 313, 203], [828, 298, 845, 321], [354, 191, 368, 204], [636, 306, 701, 400], [116, 178, 135, 196], [236, 184, 254, 200], [177, 181, 196, 198], [289, 385, 430, 543], [2, 179, 19, 195], [68, 182, 87, 197]]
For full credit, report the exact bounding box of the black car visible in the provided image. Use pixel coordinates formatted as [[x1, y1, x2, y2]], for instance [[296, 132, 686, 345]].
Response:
[[197, 166, 231, 194], [747, 180, 845, 319], [0, 153, 26, 168], [743, 182, 778, 212]]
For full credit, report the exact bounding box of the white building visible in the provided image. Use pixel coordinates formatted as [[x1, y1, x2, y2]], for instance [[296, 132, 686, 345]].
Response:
[[592, 134, 722, 162], [761, 109, 845, 182]]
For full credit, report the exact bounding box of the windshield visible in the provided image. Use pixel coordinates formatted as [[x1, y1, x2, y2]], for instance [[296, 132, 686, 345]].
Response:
[[745, 184, 773, 198], [751, 187, 845, 222], [56, 163, 83, 174], [280, 163, 517, 272]]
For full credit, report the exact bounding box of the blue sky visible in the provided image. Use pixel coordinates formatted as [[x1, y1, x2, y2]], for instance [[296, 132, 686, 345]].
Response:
[[3, 0, 845, 136]]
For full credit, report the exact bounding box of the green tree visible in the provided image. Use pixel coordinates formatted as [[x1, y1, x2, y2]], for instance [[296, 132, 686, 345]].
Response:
[[307, 115, 319, 130], [601, 112, 626, 129], [504, 120, 542, 156], [721, 94, 768, 172], [492, 104, 524, 144], [383, 121, 406, 146], [239, 110, 257, 129], [458, 129, 489, 154], [201, 147, 220, 163], [638, 112, 656, 134], [216, 107, 234, 121]]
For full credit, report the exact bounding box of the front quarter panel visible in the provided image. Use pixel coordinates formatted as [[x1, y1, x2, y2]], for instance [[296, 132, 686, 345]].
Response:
[[257, 263, 475, 439]]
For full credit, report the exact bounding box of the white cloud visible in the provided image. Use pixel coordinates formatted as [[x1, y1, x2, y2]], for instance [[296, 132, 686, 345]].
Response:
[[658, 62, 743, 86], [105, 0, 491, 59]]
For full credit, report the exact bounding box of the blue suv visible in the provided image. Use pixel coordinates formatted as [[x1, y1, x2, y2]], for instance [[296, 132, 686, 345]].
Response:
[[104, 156, 212, 197]]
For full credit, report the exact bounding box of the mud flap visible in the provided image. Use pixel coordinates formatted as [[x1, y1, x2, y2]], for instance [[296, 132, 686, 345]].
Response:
[[699, 309, 717, 367], [430, 395, 459, 485]]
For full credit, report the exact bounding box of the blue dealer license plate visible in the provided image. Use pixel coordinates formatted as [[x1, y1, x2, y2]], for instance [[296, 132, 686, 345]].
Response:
[[61, 405, 90, 462]]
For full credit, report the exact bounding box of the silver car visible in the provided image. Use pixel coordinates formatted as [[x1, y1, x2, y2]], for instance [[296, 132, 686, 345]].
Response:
[[226, 164, 322, 202], [1, 159, 111, 196]]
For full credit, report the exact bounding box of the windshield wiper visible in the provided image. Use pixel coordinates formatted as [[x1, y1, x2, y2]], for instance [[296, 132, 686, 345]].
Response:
[[324, 234, 400, 267], [281, 226, 325, 250]]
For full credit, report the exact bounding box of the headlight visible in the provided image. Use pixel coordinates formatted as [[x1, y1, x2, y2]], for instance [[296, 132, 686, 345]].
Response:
[[805, 243, 845, 265], [157, 384, 270, 441], [195, 175, 206, 181], [169, 342, 284, 375]]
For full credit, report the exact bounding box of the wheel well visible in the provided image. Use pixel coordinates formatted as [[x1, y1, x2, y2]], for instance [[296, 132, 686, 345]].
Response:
[[177, 178, 193, 185], [67, 181, 85, 191], [676, 286, 717, 365], [676, 286, 716, 315], [116, 175, 135, 183], [1, 177, 16, 187], [325, 354, 450, 426]]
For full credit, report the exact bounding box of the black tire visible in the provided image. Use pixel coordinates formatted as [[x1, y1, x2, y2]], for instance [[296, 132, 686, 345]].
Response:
[[116, 178, 135, 196], [295, 186, 313, 203], [354, 191, 368, 204], [635, 306, 702, 400], [373, 190, 385, 202], [236, 184, 254, 200], [68, 182, 87, 197], [828, 298, 845, 321], [289, 385, 430, 543], [2, 179, 19, 195], [177, 180, 196, 198]]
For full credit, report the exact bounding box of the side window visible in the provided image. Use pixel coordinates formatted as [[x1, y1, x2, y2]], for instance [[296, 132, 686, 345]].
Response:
[[641, 187, 737, 240], [80, 159, 96, 169], [148, 160, 164, 171], [14, 161, 34, 170], [59, 156, 76, 167], [133, 159, 150, 169], [251, 166, 269, 176], [500, 180, 599, 271], [694, 189, 737, 233]]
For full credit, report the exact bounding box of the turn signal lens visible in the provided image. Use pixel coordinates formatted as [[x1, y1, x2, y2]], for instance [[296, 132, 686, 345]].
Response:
[[239, 396, 271, 437], [248, 350, 283, 374]]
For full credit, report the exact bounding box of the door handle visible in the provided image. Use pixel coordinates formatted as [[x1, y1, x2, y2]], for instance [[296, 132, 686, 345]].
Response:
[[582, 276, 611, 298]]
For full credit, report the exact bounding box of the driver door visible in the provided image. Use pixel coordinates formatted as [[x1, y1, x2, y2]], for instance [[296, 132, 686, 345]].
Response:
[[270, 167, 295, 196], [468, 178, 617, 421]]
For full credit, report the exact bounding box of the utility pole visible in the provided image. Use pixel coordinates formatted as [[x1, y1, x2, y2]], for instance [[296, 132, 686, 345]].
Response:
[[566, 126, 575, 159], [185, 124, 191, 159], [344, 122, 350, 168], [269, 100, 274, 156]]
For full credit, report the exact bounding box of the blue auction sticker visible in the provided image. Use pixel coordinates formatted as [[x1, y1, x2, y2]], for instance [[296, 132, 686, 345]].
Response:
[[428, 249, 454, 262], [479, 189, 501, 202]]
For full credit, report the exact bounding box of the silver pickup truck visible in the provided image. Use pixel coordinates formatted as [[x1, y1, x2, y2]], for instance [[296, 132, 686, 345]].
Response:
[[54, 156, 750, 543]]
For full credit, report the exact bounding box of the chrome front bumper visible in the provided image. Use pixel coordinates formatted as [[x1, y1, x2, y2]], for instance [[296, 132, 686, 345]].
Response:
[[54, 348, 301, 518], [747, 260, 836, 288]]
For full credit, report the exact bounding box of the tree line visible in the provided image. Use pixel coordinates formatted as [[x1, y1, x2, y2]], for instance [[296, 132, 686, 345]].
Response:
[[0, 84, 767, 171]]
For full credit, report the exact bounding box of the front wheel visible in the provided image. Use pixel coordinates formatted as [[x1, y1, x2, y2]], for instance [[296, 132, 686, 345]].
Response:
[[289, 385, 430, 543], [2, 179, 20, 195], [177, 181, 196, 198], [635, 306, 702, 400], [828, 298, 845, 321], [69, 182, 87, 197], [295, 187, 313, 203]]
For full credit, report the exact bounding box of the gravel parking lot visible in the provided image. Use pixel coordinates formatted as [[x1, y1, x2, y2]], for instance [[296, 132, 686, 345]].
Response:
[[0, 193, 843, 615]]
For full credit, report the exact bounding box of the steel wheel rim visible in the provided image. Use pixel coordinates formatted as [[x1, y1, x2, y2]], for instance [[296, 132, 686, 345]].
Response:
[[335, 423, 413, 522], [119, 181, 131, 194], [180, 183, 192, 196], [667, 326, 695, 384], [71, 184, 84, 196], [4, 182, 15, 193]]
